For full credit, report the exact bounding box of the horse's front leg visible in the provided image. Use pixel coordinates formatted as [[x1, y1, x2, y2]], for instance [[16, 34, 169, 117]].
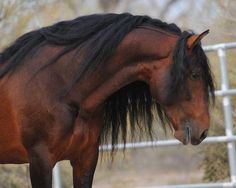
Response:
[[70, 116, 102, 188], [27, 143, 54, 188], [71, 144, 99, 188]]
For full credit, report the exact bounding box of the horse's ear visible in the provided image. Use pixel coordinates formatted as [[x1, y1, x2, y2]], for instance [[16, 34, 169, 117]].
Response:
[[187, 30, 209, 50]]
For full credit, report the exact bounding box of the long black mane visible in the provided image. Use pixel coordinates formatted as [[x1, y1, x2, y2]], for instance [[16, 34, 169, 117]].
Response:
[[0, 13, 181, 78], [0, 13, 214, 152]]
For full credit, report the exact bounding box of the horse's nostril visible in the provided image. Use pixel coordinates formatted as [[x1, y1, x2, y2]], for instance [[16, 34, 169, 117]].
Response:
[[200, 130, 208, 140]]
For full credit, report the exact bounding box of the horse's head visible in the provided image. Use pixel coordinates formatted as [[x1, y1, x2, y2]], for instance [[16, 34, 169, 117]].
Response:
[[148, 30, 214, 145]]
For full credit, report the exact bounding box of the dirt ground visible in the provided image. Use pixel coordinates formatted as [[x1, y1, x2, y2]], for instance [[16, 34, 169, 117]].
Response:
[[94, 146, 204, 188], [59, 145, 204, 188], [0, 145, 204, 188]]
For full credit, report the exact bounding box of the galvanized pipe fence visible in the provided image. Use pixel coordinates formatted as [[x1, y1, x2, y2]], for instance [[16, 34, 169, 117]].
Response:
[[52, 42, 236, 188]]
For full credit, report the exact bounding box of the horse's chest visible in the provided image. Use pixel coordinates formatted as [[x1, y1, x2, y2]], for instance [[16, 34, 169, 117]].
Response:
[[60, 117, 101, 160]]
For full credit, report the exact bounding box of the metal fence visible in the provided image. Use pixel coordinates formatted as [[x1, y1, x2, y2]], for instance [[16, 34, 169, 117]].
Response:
[[52, 42, 236, 188]]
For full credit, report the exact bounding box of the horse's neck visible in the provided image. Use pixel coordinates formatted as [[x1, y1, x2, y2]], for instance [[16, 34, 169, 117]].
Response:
[[69, 28, 178, 118]]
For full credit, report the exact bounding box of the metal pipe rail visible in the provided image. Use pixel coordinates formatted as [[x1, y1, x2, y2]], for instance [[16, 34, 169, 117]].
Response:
[[215, 89, 236, 96], [52, 42, 236, 188], [203, 42, 236, 52], [99, 136, 236, 151]]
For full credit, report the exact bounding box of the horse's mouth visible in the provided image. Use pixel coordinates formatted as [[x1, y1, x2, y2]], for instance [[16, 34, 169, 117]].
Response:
[[183, 126, 191, 145]]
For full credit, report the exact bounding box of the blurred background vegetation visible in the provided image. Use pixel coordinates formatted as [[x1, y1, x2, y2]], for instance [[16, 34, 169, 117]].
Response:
[[0, 0, 236, 187]]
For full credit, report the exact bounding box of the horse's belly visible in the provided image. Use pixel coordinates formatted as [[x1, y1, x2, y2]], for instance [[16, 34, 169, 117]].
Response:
[[0, 143, 28, 164]]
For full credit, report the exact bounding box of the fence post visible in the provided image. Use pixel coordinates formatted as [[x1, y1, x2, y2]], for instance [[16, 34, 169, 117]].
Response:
[[217, 48, 236, 184], [53, 163, 62, 188]]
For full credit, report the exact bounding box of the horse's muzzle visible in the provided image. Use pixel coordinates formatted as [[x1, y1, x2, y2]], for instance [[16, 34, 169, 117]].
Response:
[[174, 124, 208, 145]]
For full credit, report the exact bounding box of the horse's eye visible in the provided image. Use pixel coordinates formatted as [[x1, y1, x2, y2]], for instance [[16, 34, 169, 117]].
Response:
[[190, 72, 201, 80]]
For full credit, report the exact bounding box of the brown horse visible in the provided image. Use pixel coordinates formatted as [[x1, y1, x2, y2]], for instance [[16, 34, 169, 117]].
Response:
[[0, 13, 214, 188]]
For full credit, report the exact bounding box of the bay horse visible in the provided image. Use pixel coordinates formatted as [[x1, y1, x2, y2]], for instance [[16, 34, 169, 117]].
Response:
[[0, 13, 214, 188]]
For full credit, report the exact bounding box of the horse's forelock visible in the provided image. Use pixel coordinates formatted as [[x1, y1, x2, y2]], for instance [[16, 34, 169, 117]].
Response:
[[168, 31, 215, 104]]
